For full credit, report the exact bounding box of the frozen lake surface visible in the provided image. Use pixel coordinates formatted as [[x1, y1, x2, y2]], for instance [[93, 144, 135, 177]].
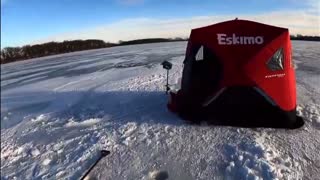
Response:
[[1, 41, 320, 179]]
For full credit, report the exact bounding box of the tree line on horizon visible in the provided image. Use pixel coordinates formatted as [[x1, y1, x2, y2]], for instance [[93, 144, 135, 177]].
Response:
[[1, 36, 318, 64], [1, 40, 115, 64], [0, 38, 187, 64], [290, 34, 320, 41]]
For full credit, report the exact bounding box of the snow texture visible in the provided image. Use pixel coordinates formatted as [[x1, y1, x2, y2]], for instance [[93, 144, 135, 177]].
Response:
[[1, 41, 320, 179]]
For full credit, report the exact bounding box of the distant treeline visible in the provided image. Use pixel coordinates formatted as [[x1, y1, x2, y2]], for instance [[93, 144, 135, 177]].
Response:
[[1, 35, 319, 64], [0, 40, 116, 64], [290, 34, 320, 41], [118, 38, 187, 45], [1, 38, 187, 64]]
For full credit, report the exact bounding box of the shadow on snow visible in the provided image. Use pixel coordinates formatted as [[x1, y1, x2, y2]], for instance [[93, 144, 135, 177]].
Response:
[[1, 90, 183, 130]]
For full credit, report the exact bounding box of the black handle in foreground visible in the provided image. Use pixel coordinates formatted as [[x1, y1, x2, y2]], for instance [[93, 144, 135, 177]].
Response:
[[80, 150, 110, 180]]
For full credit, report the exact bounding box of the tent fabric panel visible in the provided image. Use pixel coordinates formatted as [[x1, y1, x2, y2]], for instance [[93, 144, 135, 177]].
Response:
[[244, 31, 295, 111], [190, 20, 287, 65]]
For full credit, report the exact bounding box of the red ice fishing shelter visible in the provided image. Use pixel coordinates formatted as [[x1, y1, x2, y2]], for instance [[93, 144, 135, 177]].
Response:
[[168, 19, 304, 128]]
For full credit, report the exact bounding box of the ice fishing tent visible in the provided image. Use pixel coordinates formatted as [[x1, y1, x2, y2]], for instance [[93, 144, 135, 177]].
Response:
[[168, 19, 304, 128]]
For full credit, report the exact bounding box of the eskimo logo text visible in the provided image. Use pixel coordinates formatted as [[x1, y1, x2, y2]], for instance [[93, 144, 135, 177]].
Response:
[[217, 34, 264, 45]]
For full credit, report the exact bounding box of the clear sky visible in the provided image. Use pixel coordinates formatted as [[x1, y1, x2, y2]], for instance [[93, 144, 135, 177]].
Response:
[[1, 0, 319, 47]]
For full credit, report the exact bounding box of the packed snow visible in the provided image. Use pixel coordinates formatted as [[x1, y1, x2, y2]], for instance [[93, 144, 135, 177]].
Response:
[[1, 41, 320, 180]]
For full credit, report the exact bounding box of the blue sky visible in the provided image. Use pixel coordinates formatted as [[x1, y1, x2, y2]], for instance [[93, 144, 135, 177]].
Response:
[[1, 0, 319, 47]]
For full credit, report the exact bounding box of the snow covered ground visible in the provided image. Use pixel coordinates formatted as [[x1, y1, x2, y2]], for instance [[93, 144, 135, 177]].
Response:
[[1, 41, 319, 180]]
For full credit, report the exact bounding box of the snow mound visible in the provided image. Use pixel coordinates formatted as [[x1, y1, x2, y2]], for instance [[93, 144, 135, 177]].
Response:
[[148, 170, 169, 180], [297, 104, 320, 128], [65, 118, 102, 127], [31, 114, 49, 122]]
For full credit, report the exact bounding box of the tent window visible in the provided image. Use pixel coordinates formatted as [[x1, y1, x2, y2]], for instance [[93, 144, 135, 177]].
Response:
[[195, 46, 204, 61], [189, 45, 222, 100], [267, 48, 284, 71]]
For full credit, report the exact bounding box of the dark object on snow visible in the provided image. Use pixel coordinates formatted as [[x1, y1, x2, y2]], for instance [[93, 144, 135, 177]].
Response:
[[161, 61, 172, 70], [161, 61, 173, 94], [167, 19, 304, 129], [80, 150, 110, 180], [150, 171, 169, 180]]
